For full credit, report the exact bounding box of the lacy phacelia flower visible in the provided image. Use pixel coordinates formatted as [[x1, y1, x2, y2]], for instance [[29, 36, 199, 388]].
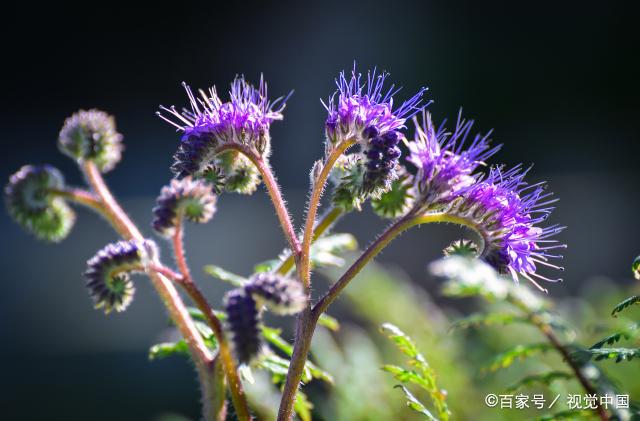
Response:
[[407, 111, 500, 209], [323, 68, 428, 195], [152, 177, 217, 237], [225, 289, 262, 364], [84, 239, 158, 314], [5, 165, 75, 242], [58, 109, 123, 173], [446, 166, 566, 291], [158, 76, 289, 193], [244, 273, 307, 315]]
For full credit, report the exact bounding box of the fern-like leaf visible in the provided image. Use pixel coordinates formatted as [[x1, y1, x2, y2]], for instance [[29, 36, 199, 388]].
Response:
[[449, 312, 528, 331], [611, 295, 640, 317], [586, 347, 640, 362], [394, 385, 438, 421], [484, 343, 554, 372], [381, 323, 449, 420], [590, 323, 639, 349]]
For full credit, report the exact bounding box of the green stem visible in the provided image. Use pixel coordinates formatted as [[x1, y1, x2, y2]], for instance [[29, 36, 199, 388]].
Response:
[[277, 211, 483, 420]]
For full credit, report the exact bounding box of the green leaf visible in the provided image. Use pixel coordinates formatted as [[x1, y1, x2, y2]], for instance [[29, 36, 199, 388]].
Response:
[[318, 313, 340, 331], [309, 233, 358, 269], [381, 323, 449, 420], [148, 341, 190, 360], [254, 259, 280, 273], [394, 385, 438, 421], [586, 347, 640, 362], [484, 343, 554, 372], [505, 371, 573, 393], [203, 264, 248, 286], [450, 312, 528, 331], [294, 390, 313, 421], [611, 295, 640, 317], [590, 323, 639, 349]]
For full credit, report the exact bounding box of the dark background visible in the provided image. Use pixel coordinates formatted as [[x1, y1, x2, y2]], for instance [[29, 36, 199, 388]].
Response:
[[1, 1, 639, 419]]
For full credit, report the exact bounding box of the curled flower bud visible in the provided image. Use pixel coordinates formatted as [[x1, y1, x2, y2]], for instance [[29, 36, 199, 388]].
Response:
[[322, 66, 428, 196], [245, 273, 307, 315], [152, 177, 217, 237], [84, 239, 158, 314], [200, 165, 227, 195], [330, 155, 366, 212], [407, 111, 500, 210], [58, 109, 123, 172], [5, 165, 75, 242], [633, 256, 640, 281], [225, 289, 262, 364], [446, 166, 566, 291], [159, 76, 289, 193], [370, 171, 415, 219], [443, 239, 480, 258]]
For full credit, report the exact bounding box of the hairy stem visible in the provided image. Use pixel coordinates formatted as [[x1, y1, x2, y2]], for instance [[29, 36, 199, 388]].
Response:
[[215, 143, 300, 255], [81, 161, 223, 420], [275, 207, 344, 275], [278, 211, 480, 420], [172, 218, 252, 421], [49, 187, 105, 213], [299, 140, 355, 288], [528, 314, 608, 420]]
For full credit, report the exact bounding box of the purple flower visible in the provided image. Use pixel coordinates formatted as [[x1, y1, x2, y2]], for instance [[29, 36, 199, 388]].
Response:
[[158, 76, 290, 179], [323, 66, 429, 195], [449, 166, 565, 291], [407, 111, 500, 208], [244, 273, 307, 315], [225, 289, 262, 364]]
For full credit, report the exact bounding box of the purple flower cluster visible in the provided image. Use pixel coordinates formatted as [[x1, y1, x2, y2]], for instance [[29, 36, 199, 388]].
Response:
[[407, 111, 500, 208], [84, 239, 158, 314], [323, 67, 429, 194], [158, 76, 289, 178], [447, 166, 566, 291], [225, 289, 262, 364]]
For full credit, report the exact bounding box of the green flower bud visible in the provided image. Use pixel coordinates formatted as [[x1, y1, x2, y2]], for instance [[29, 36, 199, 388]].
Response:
[[5, 165, 75, 242], [370, 172, 415, 219]]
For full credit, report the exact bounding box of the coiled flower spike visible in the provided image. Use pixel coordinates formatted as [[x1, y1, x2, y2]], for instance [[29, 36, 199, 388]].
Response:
[[5, 165, 75, 242], [323, 66, 429, 196], [58, 109, 123, 173], [158, 76, 290, 194], [244, 273, 307, 315], [445, 165, 566, 291], [84, 239, 158, 314], [152, 176, 217, 238], [225, 289, 263, 364], [407, 110, 501, 210]]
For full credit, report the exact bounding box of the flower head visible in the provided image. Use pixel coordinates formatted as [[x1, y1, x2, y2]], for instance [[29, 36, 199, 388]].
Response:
[[407, 111, 500, 209], [225, 289, 263, 364], [324, 67, 429, 196], [158, 76, 289, 185], [448, 166, 566, 291], [5, 165, 75, 242], [58, 109, 123, 172], [84, 239, 158, 314], [244, 273, 307, 315], [152, 177, 217, 238]]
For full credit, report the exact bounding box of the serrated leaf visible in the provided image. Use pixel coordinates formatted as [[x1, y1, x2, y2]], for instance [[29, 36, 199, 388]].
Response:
[[394, 385, 438, 421], [383, 365, 431, 390], [294, 390, 313, 421], [203, 264, 248, 286], [450, 312, 528, 331], [149, 341, 190, 360], [318, 313, 340, 331], [505, 371, 573, 393], [586, 347, 640, 362], [590, 323, 639, 349], [380, 323, 423, 365], [611, 295, 640, 317], [484, 343, 553, 372]]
